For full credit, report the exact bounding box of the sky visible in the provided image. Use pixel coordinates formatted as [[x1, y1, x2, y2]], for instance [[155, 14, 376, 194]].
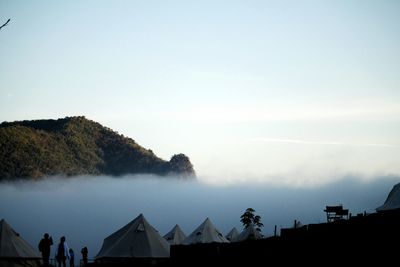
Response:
[[1, 1, 400, 185]]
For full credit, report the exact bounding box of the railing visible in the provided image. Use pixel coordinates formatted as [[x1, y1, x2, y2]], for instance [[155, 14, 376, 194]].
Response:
[[324, 205, 349, 222], [45, 258, 93, 267], [79, 258, 95, 267]]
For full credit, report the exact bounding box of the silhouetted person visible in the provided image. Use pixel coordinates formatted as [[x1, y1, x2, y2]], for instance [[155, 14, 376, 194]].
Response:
[[69, 248, 74, 267], [81, 247, 88, 266], [56, 236, 70, 267], [38, 233, 53, 267]]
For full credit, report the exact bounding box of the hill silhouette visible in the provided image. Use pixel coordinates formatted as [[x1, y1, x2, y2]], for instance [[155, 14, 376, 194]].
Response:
[[0, 116, 195, 180]]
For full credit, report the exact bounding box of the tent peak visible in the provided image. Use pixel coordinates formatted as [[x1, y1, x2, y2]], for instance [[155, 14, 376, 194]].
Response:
[[203, 217, 212, 223], [182, 217, 229, 244], [163, 225, 186, 245], [96, 214, 170, 259], [172, 224, 181, 230]]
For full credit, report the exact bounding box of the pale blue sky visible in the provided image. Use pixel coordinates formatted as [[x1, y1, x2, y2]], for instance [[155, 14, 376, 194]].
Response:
[[1, 1, 399, 185]]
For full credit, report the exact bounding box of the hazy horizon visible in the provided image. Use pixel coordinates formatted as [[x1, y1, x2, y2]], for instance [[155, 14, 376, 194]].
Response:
[[0, 174, 398, 259]]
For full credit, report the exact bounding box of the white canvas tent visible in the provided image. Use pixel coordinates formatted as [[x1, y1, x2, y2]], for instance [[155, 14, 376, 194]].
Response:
[[0, 219, 41, 267], [377, 183, 400, 212], [234, 224, 263, 242], [95, 214, 170, 259], [163, 225, 186, 245], [182, 218, 229, 244], [225, 227, 239, 242]]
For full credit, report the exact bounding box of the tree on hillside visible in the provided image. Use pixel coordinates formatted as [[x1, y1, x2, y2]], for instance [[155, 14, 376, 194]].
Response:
[[240, 208, 264, 232]]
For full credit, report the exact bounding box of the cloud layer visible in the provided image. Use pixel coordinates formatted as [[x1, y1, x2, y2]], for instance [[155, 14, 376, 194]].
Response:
[[0, 175, 398, 258]]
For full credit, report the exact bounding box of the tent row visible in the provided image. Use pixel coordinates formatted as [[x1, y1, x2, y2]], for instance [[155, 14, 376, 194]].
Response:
[[165, 218, 263, 244], [95, 214, 265, 260], [0, 215, 263, 265]]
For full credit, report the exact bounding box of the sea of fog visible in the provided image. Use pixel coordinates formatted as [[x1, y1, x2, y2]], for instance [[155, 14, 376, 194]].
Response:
[[0, 175, 398, 259]]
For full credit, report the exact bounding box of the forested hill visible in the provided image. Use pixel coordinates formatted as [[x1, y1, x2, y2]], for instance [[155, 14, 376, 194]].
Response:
[[0, 116, 195, 181]]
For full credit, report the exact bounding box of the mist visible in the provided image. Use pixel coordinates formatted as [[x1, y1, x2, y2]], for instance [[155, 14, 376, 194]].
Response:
[[0, 175, 398, 259]]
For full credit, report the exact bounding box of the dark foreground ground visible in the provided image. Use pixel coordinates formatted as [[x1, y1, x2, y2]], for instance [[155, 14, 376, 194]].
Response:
[[91, 209, 400, 266]]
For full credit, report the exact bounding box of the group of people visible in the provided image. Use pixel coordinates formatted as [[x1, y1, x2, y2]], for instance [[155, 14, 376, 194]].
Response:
[[38, 233, 88, 267]]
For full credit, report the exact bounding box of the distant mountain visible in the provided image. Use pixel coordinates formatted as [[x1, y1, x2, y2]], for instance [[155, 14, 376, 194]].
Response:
[[0, 116, 195, 180]]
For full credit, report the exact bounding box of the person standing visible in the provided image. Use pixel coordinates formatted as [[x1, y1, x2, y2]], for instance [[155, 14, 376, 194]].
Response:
[[55, 236, 70, 267], [38, 233, 53, 267], [81, 247, 88, 266], [69, 248, 74, 267]]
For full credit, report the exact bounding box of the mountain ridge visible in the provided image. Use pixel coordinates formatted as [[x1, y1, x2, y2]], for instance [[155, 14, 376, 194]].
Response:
[[0, 116, 195, 180]]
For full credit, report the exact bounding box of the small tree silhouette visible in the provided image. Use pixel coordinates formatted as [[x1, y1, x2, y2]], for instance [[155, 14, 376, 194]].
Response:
[[240, 208, 264, 232]]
